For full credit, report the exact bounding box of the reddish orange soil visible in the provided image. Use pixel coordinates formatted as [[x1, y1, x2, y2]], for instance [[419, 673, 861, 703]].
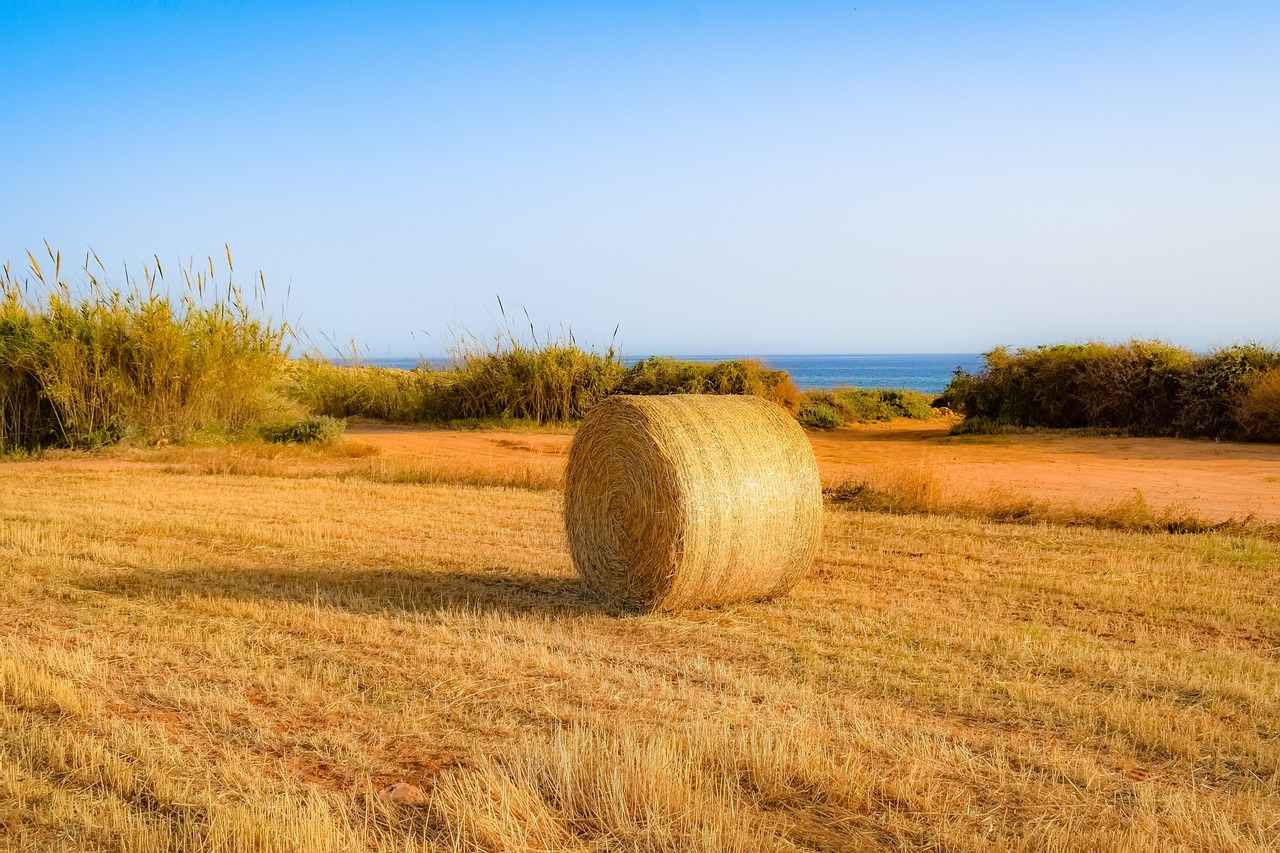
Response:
[[346, 423, 572, 465], [347, 420, 1280, 524]]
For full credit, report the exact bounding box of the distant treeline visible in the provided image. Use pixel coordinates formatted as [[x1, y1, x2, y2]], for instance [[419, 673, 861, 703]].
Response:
[[942, 341, 1280, 441]]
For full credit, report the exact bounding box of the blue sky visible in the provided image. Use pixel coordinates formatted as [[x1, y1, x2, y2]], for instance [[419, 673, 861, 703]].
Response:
[[3, 1, 1277, 357]]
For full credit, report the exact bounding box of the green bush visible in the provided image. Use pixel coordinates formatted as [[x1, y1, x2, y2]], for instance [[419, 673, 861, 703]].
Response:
[[616, 356, 712, 395], [947, 416, 1021, 436], [833, 387, 935, 422], [943, 340, 1280, 441], [797, 403, 841, 430], [616, 357, 801, 413], [795, 388, 936, 427], [262, 415, 346, 445], [1176, 344, 1280, 438], [448, 343, 624, 423]]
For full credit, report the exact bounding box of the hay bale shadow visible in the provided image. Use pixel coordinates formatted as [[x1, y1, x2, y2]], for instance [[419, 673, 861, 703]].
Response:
[[81, 562, 609, 619]]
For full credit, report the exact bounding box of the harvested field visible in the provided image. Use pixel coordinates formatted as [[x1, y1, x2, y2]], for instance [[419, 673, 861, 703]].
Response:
[[1, 427, 1278, 850], [345, 419, 1280, 525]]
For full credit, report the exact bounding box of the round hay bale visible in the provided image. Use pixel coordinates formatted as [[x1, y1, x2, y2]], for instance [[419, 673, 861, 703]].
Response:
[[564, 394, 822, 611]]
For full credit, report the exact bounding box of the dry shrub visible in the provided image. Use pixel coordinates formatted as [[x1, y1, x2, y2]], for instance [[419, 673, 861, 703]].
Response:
[[1237, 368, 1280, 442], [564, 394, 822, 611], [764, 372, 802, 413]]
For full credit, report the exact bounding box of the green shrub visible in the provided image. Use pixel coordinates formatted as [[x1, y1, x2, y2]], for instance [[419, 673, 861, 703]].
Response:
[[943, 340, 1280, 441], [948, 416, 1021, 436], [1076, 340, 1192, 433], [942, 343, 1118, 429], [616, 356, 712, 395], [833, 387, 935, 422], [797, 403, 841, 430], [295, 351, 807, 426], [617, 357, 801, 413], [262, 415, 346, 445], [1176, 344, 1280, 438], [796, 388, 936, 427]]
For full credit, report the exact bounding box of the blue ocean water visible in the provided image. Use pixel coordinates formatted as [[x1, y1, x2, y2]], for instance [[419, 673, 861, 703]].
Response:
[[669, 354, 984, 394], [334, 354, 984, 395]]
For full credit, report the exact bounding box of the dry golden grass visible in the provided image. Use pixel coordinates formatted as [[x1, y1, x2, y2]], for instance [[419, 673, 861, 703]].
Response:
[[124, 439, 564, 492], [2, 440, 1279, 850], [825, 451, 1280, 538]]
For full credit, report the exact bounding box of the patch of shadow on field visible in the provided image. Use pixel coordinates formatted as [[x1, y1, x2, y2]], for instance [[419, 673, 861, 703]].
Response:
[[81, 564, 606, 619]]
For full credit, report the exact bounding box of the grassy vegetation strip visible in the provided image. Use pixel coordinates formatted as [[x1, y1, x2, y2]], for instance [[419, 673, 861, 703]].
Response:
[[291, 357, 944, 432], [1, 461, 1277, 850], [287, 353, 806, 427], [0, 245, 934, 454]]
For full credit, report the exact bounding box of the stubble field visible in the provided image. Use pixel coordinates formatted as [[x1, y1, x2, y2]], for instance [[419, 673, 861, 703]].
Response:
[[1, 424, 1278, 851]]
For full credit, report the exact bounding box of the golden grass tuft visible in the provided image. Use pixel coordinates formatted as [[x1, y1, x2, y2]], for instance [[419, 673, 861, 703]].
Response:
[[564, 395, 822, 611]]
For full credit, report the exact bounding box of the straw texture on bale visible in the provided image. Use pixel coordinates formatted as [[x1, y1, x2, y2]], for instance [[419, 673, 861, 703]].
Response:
[[564, 394, 823, 611]]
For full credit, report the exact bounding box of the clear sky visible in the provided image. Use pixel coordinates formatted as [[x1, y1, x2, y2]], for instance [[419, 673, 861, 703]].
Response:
[[3, 1, 1277, 357]]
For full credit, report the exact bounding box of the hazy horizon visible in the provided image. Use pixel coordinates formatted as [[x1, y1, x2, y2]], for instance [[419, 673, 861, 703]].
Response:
[[4, 1, 1277, 356]]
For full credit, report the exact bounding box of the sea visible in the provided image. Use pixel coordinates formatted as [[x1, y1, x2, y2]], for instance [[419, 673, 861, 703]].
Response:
[[332, 354, 984, 395]]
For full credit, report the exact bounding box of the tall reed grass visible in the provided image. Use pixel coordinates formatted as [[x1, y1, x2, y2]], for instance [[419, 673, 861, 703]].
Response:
[[0, 246, 290, 452], [292, 349, 804, 425], [287, 362, 447, 423]]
